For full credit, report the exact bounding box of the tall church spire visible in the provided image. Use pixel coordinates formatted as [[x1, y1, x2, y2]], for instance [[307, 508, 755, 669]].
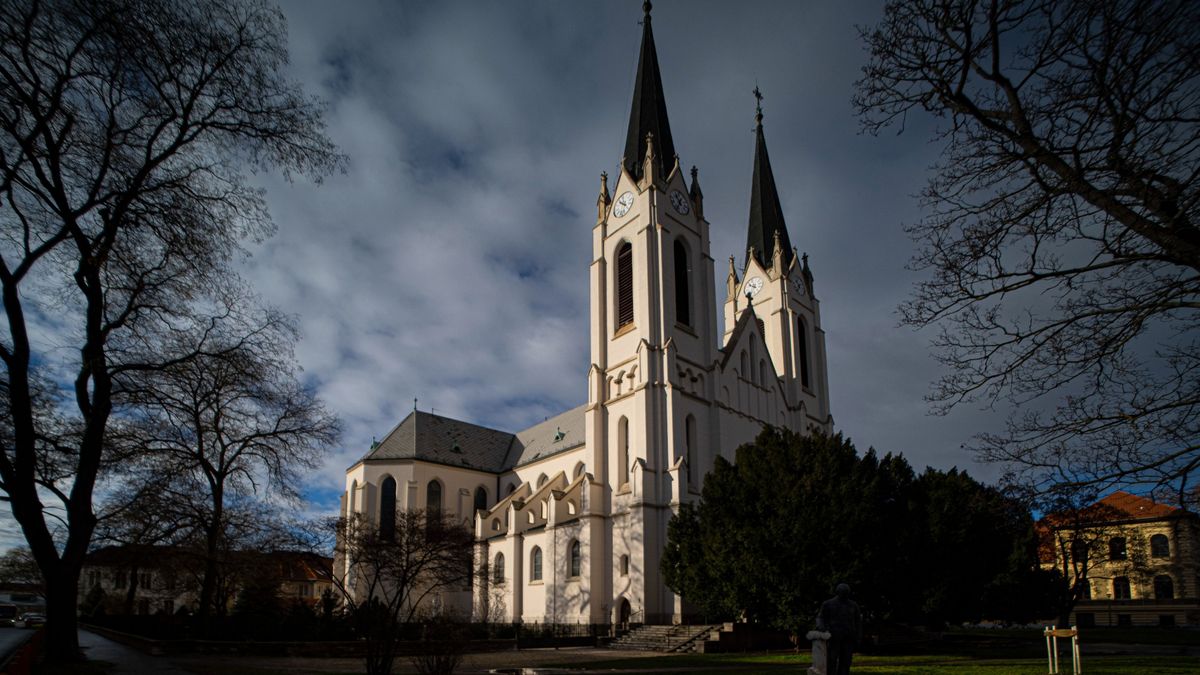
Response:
[[623, 1, 676, 183], [745, 88, 794, 270]]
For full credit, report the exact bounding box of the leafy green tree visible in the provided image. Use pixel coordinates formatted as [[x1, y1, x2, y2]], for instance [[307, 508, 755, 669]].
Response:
[[909, 468, 1047, 626], [663, 428, 1050, 632]]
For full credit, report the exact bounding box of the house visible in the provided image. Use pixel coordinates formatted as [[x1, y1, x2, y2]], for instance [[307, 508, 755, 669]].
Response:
[[78, 545, 333, 615], [1039, 491, 1200, 627]]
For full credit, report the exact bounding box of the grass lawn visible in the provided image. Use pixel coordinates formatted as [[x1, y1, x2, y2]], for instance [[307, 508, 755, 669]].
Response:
[[544, 652, 1200, 674]]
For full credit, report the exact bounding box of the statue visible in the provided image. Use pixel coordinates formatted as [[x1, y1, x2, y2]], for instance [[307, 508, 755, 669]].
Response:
[[815, 583, 862, 675]]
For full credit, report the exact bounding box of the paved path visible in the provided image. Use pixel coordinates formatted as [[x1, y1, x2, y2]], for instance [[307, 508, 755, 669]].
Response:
[[79, 629, 193, 674]]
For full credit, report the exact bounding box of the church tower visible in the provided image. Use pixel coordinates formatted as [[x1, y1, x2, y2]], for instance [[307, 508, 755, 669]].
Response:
[[585, 0, 716, 625], [723, 93, 831, 427]]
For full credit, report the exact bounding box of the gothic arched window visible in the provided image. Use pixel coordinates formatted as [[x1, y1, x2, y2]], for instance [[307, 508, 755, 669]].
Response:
[[615, 241, 634, 330], [685, 414, 698, 487], [474, 486, 488, 514], [569, 540, 582, 577], [537, 474, 548, 489], [740, 351, 748, 379], [530, 546, 543, 582], [426, 480, 442, 519], [749, 337, 759, 385], [379, 476, 397, 541], [797, 316, 811, 389], [618, 416, 630, 488], [1151, 534, 1170, 558], [673, 239, 691, 327], [493, 553, 505, 584]]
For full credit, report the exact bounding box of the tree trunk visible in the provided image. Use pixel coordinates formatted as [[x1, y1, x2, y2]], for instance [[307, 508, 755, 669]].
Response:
[[44, 566, 81, 661], [124, 566, 139, 615]]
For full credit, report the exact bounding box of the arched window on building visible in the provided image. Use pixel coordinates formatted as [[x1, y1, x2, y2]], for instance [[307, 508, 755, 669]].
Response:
[[620, 554, 629, 577], [685, 414, 698, 487], [573, 462, 586, 479], [537, 474, 548, 489], [1155, 575, 1175, 600], [1113, 576, 1131, 600], [567, 500, 577, 515], [749, 337, 759, 385], [797, 316, 811, 389], [673, 239, 691, 327], [1109, 536, 1127, 560], [1151, 534, 1170, 558], [569, 540, 582, 577], [506, 483, 517, 496], [493, 553, 505, 584], [348, 480, 358, 514], [615, 241, 634, 330], [379, 476, 397, 541], [618, 416, 630, 488], [474, 486, 488, 514], [539, 500, 547, 519], [426, 480, 442, 520], [740, 350, 748, 379], [530, 547, 543, 582]]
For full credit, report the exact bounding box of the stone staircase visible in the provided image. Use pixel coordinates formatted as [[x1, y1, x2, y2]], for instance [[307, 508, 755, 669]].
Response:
[[609, 624, 724, 653]]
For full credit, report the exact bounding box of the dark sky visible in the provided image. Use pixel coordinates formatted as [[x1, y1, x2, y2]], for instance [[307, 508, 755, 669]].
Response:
[[0, 1, 1021, 547], [226, 0, 1014, 521]]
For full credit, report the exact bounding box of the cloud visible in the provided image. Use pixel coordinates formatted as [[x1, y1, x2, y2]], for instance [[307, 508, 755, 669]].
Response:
[[0, 1, 1012, 549]]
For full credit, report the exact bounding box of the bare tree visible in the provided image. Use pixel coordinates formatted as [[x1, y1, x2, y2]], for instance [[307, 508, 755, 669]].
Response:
[[127, 338, 338, 622], [0, 547, 44, 599], [855, 0, 1200, 505], [329, 510, 474, 675], [0, 0, 340, 657]]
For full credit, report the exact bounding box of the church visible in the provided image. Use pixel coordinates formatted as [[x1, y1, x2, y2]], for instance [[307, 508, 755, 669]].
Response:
[[340, 2, 833, 627]]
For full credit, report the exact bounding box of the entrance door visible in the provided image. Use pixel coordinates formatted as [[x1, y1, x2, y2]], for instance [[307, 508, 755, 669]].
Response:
[[619, 598, 632, 630]]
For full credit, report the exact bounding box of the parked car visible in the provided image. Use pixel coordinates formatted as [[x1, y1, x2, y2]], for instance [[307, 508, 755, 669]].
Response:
[[0, 604, 17, 627], [17, 613, 44, 628]]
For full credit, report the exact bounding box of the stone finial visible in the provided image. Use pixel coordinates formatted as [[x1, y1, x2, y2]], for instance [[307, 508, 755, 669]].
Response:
[[772, 230, 784, 272], [726, 255, 738, 297], [597, 171, 611, 222], [642, 131, 658, 187], [689, 165, 704, 218]]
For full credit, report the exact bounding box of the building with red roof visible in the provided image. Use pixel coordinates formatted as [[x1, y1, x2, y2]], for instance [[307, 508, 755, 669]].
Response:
[[1039, 491, 1200, 627]]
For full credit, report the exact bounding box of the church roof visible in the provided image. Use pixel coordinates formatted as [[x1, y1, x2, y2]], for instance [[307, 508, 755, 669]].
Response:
[[362, 411, 516, 473], [622, 2, 676, 183], [509, 405, 587, 468], [745, 97, 794, 270], [360, 404, 587, 474]]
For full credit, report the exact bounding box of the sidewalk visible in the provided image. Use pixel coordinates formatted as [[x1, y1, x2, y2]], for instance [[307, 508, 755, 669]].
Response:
[[78, 629, 193, 674]]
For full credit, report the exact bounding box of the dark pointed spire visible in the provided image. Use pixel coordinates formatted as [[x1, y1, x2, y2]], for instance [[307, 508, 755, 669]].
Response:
[[745, 87, 794, 270], [623, 1, 676, 183]]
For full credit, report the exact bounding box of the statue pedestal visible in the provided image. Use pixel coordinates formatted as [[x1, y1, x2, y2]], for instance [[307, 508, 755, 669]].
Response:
[[806, 630, 831, 675]]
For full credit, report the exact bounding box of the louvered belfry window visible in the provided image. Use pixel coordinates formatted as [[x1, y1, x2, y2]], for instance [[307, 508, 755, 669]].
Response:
[[616, 242, 634, 329]]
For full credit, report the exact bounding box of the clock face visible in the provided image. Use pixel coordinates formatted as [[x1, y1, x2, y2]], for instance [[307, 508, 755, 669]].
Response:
[[745, 276, 764, 298], [669, 190, 690, 215], [613, 191, 635, 218], [792, 275, 805, 296]]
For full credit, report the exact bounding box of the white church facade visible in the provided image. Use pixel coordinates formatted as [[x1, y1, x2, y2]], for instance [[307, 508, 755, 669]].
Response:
[[341, 2, 832, 627]]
